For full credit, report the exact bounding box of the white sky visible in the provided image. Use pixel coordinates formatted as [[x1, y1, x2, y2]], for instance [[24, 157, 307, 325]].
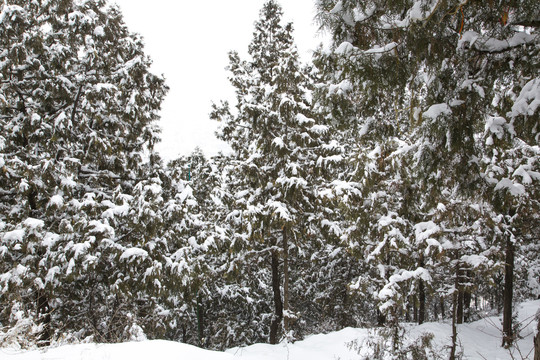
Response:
[[112, 0, 325, 162]]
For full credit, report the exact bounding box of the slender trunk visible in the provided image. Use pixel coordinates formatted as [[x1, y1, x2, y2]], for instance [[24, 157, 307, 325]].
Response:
[[502, 236, 514, 347], [182, 324, 187, 343], [534, 312, 540, 360], [71, 85, 84, 123], [440, 296, 445, 319], [196, 295, 204, 347], [410, 297, 416, 323], [282, 227, 290, 337], [456, 267, 464, 324], [269, 249, 283, 344], [390, 308, 400, 353], [463, 286, 472, 323], [449, 275, 458, 360], [457, 289, 464, 324], [419, 279, 425, 325], [418, 254, 425, 325], [36, 290, 52, 347], [340, 286, 350, 327], [107, 294, 122, 342], [377, 309, 386, 327], [89, 284, 102, 342]]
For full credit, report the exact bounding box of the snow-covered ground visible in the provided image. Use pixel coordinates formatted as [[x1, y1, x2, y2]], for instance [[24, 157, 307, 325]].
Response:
[[2, 300, 538, 360]]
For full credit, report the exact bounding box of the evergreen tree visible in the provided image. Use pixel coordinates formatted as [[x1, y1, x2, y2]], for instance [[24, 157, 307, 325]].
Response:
[[314, 0, 539, 352], [212, 0, 341, 344], [165, 149, 230, 348], [0, 0, 168, 344]]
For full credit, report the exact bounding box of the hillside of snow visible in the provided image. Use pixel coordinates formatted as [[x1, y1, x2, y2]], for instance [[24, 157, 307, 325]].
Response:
[[2, 300, 538, 360]]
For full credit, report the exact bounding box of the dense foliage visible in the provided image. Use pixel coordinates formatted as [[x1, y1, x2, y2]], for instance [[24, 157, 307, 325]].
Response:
[[0, 0, 171, 345], [0, 0, 538, 356]]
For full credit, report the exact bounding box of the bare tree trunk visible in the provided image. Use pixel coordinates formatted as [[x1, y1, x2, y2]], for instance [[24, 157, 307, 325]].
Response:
[[534, 311, 540, 360], [182, 324, 187, 343], [457, 289, 464, 324], [196, 295, 204, 347], [418, 254, 426, 325], [419, 279, 425, 325], [411, 295, 416, 323], [282, 227, 290, 337], [449, 276, 458, 360], [463, 286, 472, 322], [377, 309, 386, 327], [502, 235, 514, 348], [36, 290, 52, 347], [456, 268, 464, 324], [440, 296, 445, 319], [269, 249, 283, 344]]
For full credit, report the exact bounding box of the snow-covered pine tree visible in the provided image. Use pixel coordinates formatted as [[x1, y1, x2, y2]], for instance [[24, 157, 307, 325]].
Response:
[[313, 0, 434, 330], [475, 15, 540, 345], [314, 0, 539, 351], [164, 149, 230, 348], [211, 0, 342, 344], [0, 0, 167, 344]]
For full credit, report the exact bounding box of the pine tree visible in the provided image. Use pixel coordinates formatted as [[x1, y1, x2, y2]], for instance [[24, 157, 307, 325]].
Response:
[[314, 0, 539, 352], [212, 0, 342, 344], [0, 0, 167, 344], [164, 149, 232, 348]]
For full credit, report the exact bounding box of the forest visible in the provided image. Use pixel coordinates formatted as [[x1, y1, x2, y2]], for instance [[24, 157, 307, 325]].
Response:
[[0, 0, 539, 358]]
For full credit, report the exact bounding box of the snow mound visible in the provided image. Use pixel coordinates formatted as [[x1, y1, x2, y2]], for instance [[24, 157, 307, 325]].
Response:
[[3, 301, 539, 360], [2, 340, 232, 360]]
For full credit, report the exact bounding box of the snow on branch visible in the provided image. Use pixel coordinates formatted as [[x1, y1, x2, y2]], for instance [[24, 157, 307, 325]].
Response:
[[423, 103, 452, 119], [378, 267, 432, 311], [335, 41, 399, 56], [0, 5, 26, 24], [268, 200, 292, 222], [494, 178, 525, 196], [510, 78, 540, 118], [120, 247, 149, 261], [364, 42, 398, 54], [459, 31, 539, 53], [414, 221, 441, 245]]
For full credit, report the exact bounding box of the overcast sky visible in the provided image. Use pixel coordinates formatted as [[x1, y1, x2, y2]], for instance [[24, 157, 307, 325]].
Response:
[[112, 0, 325, 162]]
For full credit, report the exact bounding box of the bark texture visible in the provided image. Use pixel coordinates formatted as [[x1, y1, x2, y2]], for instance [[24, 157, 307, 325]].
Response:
[[502, 237, 515, 348], [282, 228, 290, 336], [269, 249, 283, 344]]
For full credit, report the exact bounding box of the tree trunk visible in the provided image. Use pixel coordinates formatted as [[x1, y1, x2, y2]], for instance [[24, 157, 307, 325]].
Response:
[[449, 274, 459, 360], [457, 289, 464, 324], [36, 290, 52, 347], [502, 236, 514, 348], [418, 254, 426, 325], [419, 279, 425, 325], [182, 324, 187, 343], [463, 287, 472, 322], [196, 295, 204, 347], [456, 267, 464, 324], [282, 227, 290, 337], [534, 312, 540, 360], [377, 308, 386, 327], [269, 249, 283, 344], [440, 296, 445, 319], [409, 296, 415, 323]]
